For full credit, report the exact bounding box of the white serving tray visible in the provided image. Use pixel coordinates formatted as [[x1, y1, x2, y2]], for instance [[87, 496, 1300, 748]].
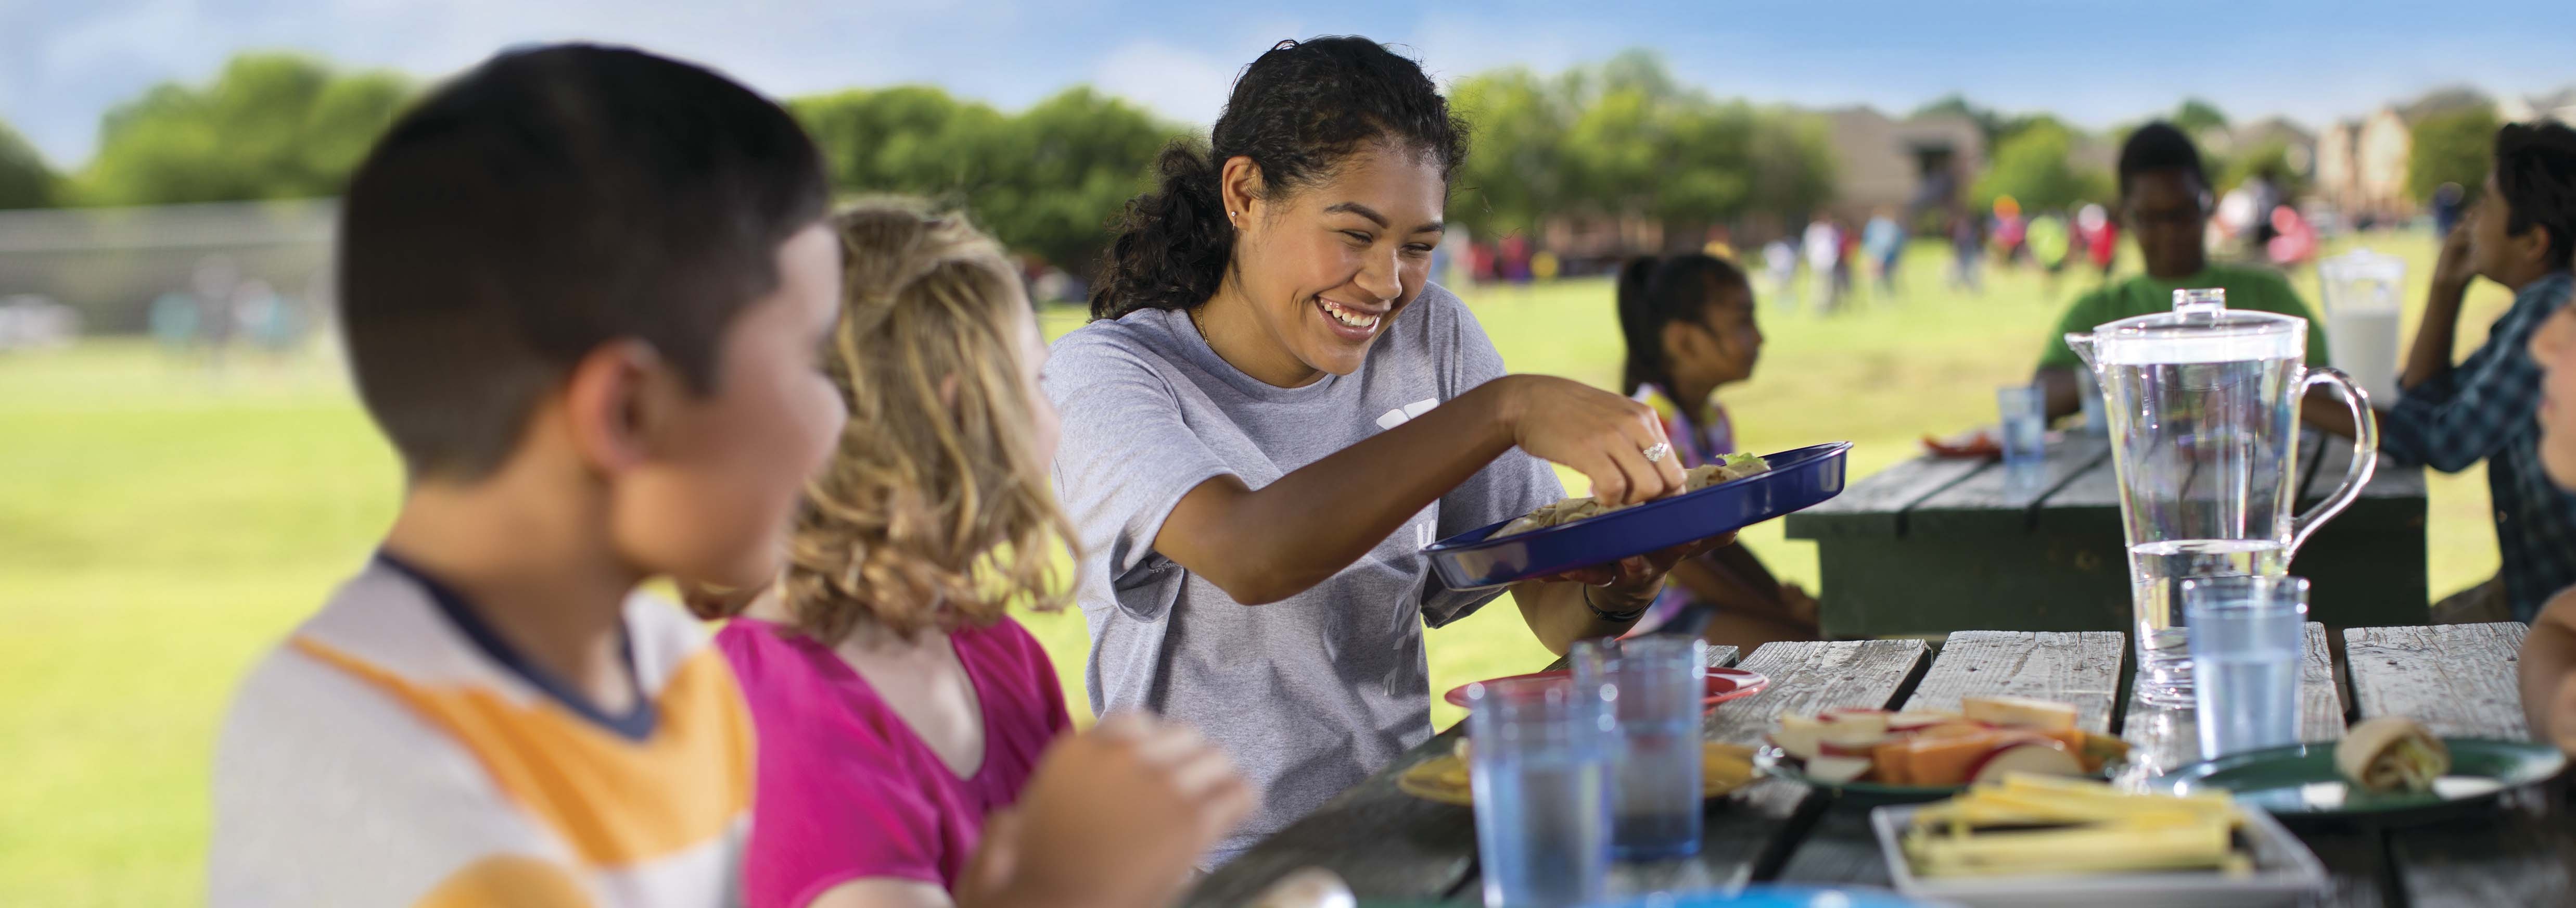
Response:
[[1868, 803, 2329, 908]]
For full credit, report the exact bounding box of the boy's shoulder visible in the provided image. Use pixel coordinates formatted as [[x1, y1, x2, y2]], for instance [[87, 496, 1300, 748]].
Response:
[[212, 563, 741, 906], [211, 625, 557, 906]]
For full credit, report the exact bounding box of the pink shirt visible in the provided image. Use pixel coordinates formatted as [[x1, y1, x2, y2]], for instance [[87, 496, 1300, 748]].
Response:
[[716, 616, 1071, 907]]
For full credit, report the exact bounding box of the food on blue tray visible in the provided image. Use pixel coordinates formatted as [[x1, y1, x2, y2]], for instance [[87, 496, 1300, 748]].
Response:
[[1495, 452, 1771, 538], [2337, 716, 2449, 793]]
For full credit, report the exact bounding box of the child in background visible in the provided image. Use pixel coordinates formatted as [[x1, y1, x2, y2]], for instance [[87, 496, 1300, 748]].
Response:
[[209, 45, 845, 907], [696, 200, 1253, 908], [1613, 255, 1822, 649]]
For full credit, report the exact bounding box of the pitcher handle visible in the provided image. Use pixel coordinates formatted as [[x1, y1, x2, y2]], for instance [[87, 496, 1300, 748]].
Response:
[[2289, 367, 2379, 555]]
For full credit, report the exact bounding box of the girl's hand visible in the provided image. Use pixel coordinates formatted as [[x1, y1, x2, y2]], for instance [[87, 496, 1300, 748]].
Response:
[[1496, 375, 1685, 507], [1541, 533, 1737, 599], [986, 713, 1256, 908]]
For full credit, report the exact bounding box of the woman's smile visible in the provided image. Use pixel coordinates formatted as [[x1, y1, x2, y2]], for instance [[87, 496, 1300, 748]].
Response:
[[1316, 296, 1386, 341]]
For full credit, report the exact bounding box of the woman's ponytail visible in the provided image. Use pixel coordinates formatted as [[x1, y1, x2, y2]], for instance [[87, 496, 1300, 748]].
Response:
[[1090, 143, 1232, 320]]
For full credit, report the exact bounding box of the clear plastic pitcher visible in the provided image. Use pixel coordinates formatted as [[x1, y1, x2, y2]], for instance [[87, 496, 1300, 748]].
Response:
[[2064, 288, 2378, 706], [2318, 249, 2407, 403]]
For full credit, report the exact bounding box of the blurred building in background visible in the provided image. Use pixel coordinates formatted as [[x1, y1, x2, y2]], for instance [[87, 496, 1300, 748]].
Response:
[[1820, 107, 1986, 226], [0, 200, 334, 346]]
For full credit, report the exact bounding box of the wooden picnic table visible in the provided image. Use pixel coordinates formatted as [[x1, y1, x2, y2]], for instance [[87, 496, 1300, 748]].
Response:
[[1781, 432, 2430, 638], [1188, 622, 2569, 907]]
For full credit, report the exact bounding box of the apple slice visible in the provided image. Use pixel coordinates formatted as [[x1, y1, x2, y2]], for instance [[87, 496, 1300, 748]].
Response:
[[1805, 754, 1874, 784], [1770, 715, 1823, 762], [1967, 741, 2085, 784]]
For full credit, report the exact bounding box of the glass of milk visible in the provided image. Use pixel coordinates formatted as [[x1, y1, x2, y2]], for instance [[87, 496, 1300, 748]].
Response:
[[2318, 249, 2406, 403]]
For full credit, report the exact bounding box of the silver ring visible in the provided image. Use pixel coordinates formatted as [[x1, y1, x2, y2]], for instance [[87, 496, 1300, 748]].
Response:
[[1641, 442, 1672, 463]]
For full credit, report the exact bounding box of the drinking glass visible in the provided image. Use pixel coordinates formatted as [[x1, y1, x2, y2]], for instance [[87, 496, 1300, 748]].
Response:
[[2075, 365, 2108, 435], [1573, 637, 1706, 859], [2185, 575, 2308, 759], [1468, 676, 1612, 908], [1997, 384, 2047, 471]]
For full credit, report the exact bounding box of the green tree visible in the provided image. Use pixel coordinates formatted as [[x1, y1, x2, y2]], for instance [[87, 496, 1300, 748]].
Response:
[[1972, 120, 2114, 212], [790, 84, 1176, 269], [79, 53, 410, 205], [0, 118, 55, 209], [2409, 106, 2502, 205], [1449, 68, 1573, 239], [2172, 98, 2229, 136], [971, 87, 1174, 270], [1742, 108, 1838, 221]]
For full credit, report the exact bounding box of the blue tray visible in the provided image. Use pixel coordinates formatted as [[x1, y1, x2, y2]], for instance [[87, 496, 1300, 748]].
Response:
[[1422, 442, 1852, 589]]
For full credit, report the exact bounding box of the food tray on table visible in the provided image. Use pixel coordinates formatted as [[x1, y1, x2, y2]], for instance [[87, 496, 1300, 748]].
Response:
[[1421, 441, 1852, 589], [1870, 802, 2328, 908]]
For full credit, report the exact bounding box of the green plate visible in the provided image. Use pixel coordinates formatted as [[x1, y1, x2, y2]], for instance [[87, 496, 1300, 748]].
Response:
[[2168, 738, 2568, 824]]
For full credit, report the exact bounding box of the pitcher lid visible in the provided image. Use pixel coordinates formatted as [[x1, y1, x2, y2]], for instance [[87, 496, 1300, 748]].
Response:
[[2073, 287, 2308, 365]]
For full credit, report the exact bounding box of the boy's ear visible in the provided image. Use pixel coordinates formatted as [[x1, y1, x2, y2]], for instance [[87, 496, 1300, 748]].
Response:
[[2514, 223, 2559, 267], [562, 339, 675, 475]]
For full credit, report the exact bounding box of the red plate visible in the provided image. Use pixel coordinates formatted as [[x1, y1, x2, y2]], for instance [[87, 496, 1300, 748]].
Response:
[[1442, 666, 1770, 710]]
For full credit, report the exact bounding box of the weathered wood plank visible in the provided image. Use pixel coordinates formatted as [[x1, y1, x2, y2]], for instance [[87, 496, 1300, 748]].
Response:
[[2343, 623, 2529, 739], [2291, 828, 2396, 908], [1602, 640, 1931, 897], [2341, 623, 2571, 908], [2301, 621, 2348, 743], [1782, 456, 1988, 539], [1813, 538, 2129, 637], [1772, 631, 2124, 888], [1900, 630, 2125, 733], [1187, 646, 1737, 906], [1907, 437, 2113, 537], [1705, 640, 1935, 745], [2038, 449, 2122, 513], [2389, 786, 2576, 908]]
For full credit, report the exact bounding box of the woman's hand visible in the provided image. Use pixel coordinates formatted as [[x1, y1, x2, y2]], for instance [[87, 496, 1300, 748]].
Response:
[[1542, 533, 1736, 603], [1496, 375, 1685, 506]]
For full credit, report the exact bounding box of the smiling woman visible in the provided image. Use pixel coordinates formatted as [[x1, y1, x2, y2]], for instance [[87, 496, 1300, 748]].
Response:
[[1050, 35, 1719, 864]]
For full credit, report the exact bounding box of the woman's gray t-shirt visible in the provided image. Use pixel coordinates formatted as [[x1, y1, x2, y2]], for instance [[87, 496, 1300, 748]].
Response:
[[1043, 284, 1563, 862]]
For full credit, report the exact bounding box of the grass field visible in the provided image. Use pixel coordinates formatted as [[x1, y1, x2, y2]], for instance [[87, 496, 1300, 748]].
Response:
[[0, 235, 2514, 904]]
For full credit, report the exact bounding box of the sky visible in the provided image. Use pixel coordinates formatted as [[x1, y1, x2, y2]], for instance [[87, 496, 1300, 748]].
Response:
[[7, 0, 2575, 168]]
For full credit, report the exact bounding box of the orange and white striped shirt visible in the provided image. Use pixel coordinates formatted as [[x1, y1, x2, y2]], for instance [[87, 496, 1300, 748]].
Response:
[[210, 556, 752, 907]]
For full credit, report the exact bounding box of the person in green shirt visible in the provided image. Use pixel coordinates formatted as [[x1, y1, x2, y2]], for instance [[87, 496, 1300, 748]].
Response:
[[2034, 122, 2330, 420]]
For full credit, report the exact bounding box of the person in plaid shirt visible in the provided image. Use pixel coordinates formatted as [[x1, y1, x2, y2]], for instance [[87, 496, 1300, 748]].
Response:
[[2310, 121, 2576, 623]]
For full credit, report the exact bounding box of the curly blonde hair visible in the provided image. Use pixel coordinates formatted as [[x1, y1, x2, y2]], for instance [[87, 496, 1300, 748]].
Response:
[[703, 198, 1074, 642]]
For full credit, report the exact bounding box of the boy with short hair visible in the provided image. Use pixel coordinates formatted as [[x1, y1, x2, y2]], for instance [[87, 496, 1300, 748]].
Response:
[[2312, 121, 2576, 625], [209, 44, 1242, 908], [207, 43, 848, 908], [2032, 121, 2331, 420]]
